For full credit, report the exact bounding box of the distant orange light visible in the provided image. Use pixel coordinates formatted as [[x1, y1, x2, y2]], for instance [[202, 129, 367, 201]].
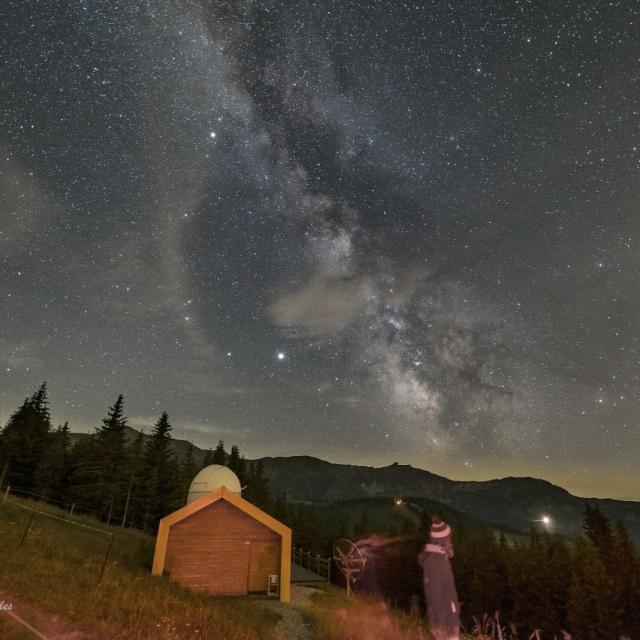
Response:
[[394, 497, 403, 506]]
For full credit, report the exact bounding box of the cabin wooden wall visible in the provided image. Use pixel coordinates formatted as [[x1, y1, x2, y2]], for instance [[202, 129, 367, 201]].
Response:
[[165, 499, 280, 596]]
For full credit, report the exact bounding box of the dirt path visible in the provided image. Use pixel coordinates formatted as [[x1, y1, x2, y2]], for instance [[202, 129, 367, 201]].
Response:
[[258, 585, 318, 640]]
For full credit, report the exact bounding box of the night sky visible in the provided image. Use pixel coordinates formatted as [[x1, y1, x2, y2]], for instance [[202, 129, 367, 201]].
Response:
[[2, 1, 639, 500]]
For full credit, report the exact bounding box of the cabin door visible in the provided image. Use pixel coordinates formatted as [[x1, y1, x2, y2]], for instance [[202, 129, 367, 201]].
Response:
[[210, 540, 251, 596], [248, 540, 281, 592]]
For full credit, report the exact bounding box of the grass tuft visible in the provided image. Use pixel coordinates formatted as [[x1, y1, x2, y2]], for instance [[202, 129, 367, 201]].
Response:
[[304, 586, 434, 640]]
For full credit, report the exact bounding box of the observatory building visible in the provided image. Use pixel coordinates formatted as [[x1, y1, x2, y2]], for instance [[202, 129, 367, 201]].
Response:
[[151, 465, 291, 602]]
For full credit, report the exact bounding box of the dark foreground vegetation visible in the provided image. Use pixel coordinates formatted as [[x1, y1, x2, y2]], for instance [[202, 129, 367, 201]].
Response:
[[1, 383, 638, 639]]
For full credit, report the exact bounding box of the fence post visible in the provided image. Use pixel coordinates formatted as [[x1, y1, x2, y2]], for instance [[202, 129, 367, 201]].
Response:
[[2, 485, 9, 504], [122, 471, 134, 529], [99, 534, 116, 583], [0, 462, 8, 489], [20, 510, 36, 547], [106, 497, 113, 527]]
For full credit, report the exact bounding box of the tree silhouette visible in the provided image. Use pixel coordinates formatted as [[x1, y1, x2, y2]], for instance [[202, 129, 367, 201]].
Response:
[[243, 460, 271, 509], [140, 412, 182, 530], [212, 439, 226, 465], [69, 395, 129, 519], [0, 383, 51, 490], [33, 421, 71, 501]]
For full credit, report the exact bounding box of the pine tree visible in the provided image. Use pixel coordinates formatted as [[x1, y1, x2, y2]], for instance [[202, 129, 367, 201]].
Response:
[[227, 445, 246, 484], [290, 503, 321, 554], [509, 535, 554, 635], [227, 444, 240, 470], [540, 534, 572, 636], [58, 420, 71, 453], [0, 383, 52, 490], [496, 532, 513, 620], [243, 460, 271, 509], [33, 422, 72, 501], [96, 395, 129, 518], [212, 440, 226, 465], [179, 443, 199, 501], [202, 448, 214, 467], [270, 498, 289, 524], [468, 531, 505, 621], [67, 434, 100, 510], [450, 529, 475, 629], [611, 521, 640, 638], [31, 383, 50, 420], [568, 539, 617, 640], [141, 412, 182, 530], [580, 502, 621, 635], [583, 503, 614, 560], [69, 395, 129, 518]]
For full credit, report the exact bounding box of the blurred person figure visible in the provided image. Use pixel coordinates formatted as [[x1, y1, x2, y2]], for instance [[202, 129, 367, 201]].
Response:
[[417, 516, 460, 640]]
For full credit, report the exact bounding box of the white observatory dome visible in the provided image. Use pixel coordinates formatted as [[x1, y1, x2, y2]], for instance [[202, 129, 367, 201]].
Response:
[[187, 465, 242, 504]]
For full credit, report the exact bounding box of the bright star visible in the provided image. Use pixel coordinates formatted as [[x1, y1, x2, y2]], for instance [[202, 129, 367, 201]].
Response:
[[277, 352, 286, 361], [209, 131, 216, 139]]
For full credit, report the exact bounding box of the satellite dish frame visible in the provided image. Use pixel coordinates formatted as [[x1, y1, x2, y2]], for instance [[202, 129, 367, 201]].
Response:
[[332, 538, 366, 598]]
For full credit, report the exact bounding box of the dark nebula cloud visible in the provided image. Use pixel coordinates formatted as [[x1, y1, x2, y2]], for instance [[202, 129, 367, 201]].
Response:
[[1, 0, 638, 498]]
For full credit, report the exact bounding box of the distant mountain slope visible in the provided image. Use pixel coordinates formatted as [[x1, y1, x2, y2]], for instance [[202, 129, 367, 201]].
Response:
[[69, 425, 210, 466], [256, 456, 640, 544], [69, 429, 640, 544], [310, 495, 528, 543]]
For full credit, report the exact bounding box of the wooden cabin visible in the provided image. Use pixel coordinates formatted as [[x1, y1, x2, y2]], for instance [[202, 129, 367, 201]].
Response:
[[151, 486, 291, 602]]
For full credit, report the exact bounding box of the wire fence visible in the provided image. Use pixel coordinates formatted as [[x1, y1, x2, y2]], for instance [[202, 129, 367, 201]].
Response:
[[3, 484, 147, 530], [0, 485, 117, 583], [13, 485, 103, 520]]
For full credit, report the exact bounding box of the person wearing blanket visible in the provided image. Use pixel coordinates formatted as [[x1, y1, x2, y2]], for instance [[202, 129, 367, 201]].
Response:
[[417, 516, 461, 640]]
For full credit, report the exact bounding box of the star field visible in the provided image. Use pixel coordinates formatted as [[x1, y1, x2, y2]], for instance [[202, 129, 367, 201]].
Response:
[[1, 0, 639, 499]]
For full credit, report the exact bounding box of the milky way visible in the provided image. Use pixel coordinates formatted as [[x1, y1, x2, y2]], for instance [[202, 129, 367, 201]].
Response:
[[2, 1, 639, 499]]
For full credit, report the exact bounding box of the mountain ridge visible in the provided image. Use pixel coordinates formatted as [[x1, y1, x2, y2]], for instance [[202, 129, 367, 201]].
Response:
[[69, 428, 640, 543]]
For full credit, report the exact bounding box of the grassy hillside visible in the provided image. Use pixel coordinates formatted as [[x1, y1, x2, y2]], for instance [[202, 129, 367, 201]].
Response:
[[0, 495, 279, 639], [0, 494, 462, 640]]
